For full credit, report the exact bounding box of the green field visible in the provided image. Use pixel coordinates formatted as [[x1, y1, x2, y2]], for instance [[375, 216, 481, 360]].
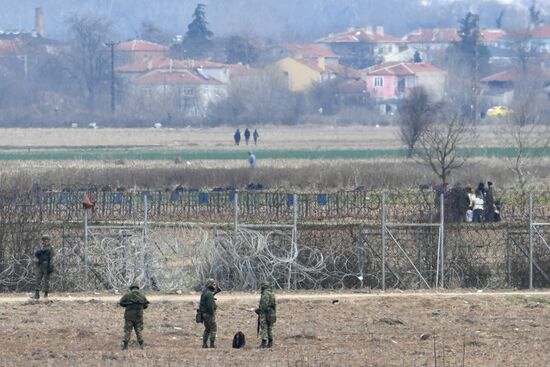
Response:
[[0, 147, 547, 160]]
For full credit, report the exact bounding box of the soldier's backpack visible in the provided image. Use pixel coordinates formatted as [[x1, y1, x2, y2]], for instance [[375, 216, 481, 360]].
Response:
[[232, 331, 246, 348]]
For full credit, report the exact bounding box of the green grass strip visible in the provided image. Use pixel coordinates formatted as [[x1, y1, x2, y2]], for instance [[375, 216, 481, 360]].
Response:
[[0, 147, 547, 160]]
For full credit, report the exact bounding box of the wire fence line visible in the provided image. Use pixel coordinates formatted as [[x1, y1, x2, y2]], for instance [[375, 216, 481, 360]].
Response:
[[0, 188, 548, 292]]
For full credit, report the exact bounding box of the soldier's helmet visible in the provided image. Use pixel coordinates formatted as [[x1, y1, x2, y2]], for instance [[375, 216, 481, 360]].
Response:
[[129, 283, 140, 290], [260, 281, 271, 290], [206, 278, 216, 287], [41, 234, 51, 241]]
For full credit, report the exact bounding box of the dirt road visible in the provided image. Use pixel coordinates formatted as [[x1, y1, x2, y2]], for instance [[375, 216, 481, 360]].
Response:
[[1, 290, 550, 366]]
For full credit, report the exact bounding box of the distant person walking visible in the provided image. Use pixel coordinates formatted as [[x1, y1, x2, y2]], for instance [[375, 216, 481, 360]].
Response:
[[248, 151, 257, 169], [253, 129, 259, 145], [234, 129, 241, 146], [244, 128, 251, 145]]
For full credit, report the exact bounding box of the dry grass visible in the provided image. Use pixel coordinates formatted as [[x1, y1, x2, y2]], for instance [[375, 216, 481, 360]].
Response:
[[0, 125, 518, 150], [0, 157, 548, 191], [1, 291, 549, 366]]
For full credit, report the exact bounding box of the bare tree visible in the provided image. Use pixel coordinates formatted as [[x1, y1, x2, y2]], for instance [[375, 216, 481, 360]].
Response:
[[501, 73, 549, 195], [416, 110, 474, 185], [398, 86, 438, 158], [65, 13, 113, 111]]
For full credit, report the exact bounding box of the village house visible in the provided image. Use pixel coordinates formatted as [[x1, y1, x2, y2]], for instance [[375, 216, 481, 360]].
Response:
[[481, 67, 550, 107], [267, 43, 340, 65], [127, 69, 227, 118], [401, 28, 507, 61], [274, 56, 359, 91], [317, 26, 405, 68], [116, 40, 169, 65], [362, 61, 446, 114], [116, 57, 231, 83]]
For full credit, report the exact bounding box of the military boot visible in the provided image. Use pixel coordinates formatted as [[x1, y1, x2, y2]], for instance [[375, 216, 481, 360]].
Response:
[[202, 341, 208, 349], [210, 340, 216, 349], [43, 291, 48, 298], [267, 338, 273, 348], [138, 341, 144, 350], [122, 341, 128, 350], [260, 339, 267, 348], [33, 290, 40, 300]]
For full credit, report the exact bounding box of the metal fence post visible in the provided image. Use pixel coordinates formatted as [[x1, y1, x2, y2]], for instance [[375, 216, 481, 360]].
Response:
[[381, 191, 386, 291], [234, 192, 239, 241], [529, 191, 533, 289], [83, 208, 88, 289], [142, 194, 149, 288], [440, 192, 445, 289], [358, 224, 365, 288], [291, 193, 298, 290]]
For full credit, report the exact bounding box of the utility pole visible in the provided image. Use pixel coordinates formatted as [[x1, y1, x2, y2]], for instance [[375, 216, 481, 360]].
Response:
[[106, 41, 116, 114]]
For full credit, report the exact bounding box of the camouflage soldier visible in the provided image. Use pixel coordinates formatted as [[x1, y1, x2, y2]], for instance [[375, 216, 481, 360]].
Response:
[[119, 283, 150, 350], [199, 278, 220, 348], [33, 234, 55, 299], [255, 281, 276, 348]]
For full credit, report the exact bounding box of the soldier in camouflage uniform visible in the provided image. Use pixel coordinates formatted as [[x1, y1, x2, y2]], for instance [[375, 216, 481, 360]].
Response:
[[119, 283, 150, 350], [255, 281, 277, 348], [199, 278, 220, 348], [33, 234, 55, 300]]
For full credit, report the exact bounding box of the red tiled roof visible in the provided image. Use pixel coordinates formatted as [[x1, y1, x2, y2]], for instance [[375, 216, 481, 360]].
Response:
[[226, 63, 260, 77], [117, 57, 226, 73], [117, 40, 169, 52], [318, 28, 401, 43], [481, 68, 550, 82], [292, 58, 324, 72], [281, 43, 338, 58], [134, 69, 222, 85], [366, 62, 443, 76], [531, 25, 550, 39], [480, 29, 507, 42]]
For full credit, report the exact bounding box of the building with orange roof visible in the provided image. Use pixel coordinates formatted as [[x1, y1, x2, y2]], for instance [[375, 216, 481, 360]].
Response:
[[362, 61, 446, 114], [116, 40, 169, 64], [126, 69, 227, 117], [273, 57, 360, 92], [317, 26, 405, 68]]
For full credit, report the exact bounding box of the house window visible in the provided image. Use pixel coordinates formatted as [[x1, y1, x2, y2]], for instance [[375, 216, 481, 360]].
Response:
[[185, 88, 195, 96], [374, 77, 384, 88]]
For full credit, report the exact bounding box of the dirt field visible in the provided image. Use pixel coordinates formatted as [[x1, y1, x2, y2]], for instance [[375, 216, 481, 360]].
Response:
[[1, 291, 549, 366], [0, 125, 506, 150]]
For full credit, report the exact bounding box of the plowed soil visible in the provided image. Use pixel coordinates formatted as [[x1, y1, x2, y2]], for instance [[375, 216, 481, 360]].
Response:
[[1, 290, 549, 366]]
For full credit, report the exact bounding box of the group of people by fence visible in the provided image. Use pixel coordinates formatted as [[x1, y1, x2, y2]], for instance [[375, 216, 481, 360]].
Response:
[[436, 181, 501, 223], [234, 128, 259, 146]]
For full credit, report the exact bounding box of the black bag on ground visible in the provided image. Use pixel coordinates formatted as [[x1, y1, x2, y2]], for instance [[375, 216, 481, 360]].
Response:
[[232, 331, 246, 348], [195, 309, 203, 323]]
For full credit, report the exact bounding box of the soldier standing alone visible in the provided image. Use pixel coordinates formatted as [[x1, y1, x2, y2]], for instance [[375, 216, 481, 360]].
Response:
[[199, 278, 220, 348], [33, 234, 54, 300], [255, 281, 276, 348], [119, 283, 149, 350]]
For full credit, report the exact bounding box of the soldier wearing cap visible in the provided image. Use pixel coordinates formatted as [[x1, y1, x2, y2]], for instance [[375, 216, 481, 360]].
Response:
[[199, 278, 220, 348], [255, 281, 276, 348], [32, 234, 54, 300], [119, 283, 149, 350]]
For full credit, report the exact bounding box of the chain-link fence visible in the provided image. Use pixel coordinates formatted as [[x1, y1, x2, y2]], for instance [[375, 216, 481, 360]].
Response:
[[0, 188, 548, 292]]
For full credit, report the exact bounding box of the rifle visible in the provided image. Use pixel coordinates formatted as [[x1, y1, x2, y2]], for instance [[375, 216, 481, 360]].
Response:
[[257, 314, 260, 338]]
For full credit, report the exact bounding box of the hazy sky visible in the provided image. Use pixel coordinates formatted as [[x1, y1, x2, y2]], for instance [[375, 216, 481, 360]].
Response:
[[0, 0, 543, 42]]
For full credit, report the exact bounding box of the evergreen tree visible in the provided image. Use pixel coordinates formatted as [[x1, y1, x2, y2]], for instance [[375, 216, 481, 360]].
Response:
[[186, 3, 213, 42], [413, 50, 422, 63]]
